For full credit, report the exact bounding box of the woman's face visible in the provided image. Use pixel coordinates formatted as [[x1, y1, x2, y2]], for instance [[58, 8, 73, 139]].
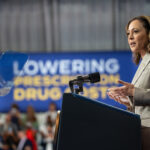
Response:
[[127, 20, 149, 53]]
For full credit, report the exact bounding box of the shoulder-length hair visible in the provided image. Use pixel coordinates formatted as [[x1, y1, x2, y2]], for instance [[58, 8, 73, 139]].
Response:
[[126, 16, 150, 65]]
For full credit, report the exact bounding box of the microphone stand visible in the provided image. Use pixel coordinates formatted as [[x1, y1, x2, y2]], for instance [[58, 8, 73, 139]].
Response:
[[69, 76, 86, 94], [69, 72, 100, 94]]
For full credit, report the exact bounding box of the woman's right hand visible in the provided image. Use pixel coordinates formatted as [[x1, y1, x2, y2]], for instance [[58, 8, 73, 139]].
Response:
[[107, 90, 131, 109]]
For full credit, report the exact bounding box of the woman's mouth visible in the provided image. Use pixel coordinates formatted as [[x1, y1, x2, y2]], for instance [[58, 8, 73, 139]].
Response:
[[130, 42, 136, 47]]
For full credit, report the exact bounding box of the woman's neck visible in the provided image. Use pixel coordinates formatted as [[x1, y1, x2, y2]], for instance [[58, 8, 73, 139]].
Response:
[[140, 50, 146, 59]]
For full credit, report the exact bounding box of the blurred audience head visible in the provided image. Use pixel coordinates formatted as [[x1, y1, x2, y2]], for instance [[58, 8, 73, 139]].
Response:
[[49, 102, 57, 112]]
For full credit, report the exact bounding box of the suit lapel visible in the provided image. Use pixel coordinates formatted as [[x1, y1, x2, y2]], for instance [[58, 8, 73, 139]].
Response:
[[132, 53, 150, 85]]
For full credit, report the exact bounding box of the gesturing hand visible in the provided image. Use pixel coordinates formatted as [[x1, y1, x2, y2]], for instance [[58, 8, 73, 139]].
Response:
[[107, 91, 131, 108], [108, 80, 135, 97], [107, 79, 134, 109]]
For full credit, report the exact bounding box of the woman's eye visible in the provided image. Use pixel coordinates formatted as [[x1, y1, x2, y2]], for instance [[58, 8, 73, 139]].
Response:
[[133, 30, 139, 33], [126, 32, 130, 36]]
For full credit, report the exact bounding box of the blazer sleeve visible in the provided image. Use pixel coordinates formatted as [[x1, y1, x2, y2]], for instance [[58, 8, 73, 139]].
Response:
[[133, 87, 150, 106]]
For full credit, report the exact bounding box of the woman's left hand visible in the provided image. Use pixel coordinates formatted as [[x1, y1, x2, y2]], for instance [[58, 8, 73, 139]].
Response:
[[108, 80, 135, 97]]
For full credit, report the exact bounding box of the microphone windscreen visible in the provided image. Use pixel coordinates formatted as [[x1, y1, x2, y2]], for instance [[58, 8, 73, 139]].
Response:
[[89, 72, 100, 83]]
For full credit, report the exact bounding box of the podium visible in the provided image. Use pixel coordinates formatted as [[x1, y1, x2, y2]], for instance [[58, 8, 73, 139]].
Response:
[[55, 93, 141, 150]]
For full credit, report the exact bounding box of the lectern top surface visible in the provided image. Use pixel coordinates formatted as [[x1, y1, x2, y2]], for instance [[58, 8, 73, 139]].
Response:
[[71, 93, 140, 118]]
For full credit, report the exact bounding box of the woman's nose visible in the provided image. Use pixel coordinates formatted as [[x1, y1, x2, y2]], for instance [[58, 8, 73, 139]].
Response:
[[128, 33, 134, 39]]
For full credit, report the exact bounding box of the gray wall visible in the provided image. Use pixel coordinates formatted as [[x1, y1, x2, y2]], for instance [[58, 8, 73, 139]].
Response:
[[0, 0, 150, 52]]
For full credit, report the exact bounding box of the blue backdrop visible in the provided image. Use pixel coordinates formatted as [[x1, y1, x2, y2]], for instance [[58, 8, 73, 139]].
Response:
[[0, 51, 138, 112]]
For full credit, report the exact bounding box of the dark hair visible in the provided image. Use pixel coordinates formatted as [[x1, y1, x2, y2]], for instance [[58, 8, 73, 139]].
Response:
[[126, 16, 150, 65], [11, 103, 20, 110]]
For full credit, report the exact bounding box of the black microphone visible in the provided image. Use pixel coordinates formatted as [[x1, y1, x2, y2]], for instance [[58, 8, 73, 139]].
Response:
[[70, 72, 100, 84], [69, 72, 100, 94], [87, 72, 100, 83]]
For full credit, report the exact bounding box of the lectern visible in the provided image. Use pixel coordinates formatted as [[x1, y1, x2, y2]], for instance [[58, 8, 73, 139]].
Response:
[[55, 93, 141, 150]]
